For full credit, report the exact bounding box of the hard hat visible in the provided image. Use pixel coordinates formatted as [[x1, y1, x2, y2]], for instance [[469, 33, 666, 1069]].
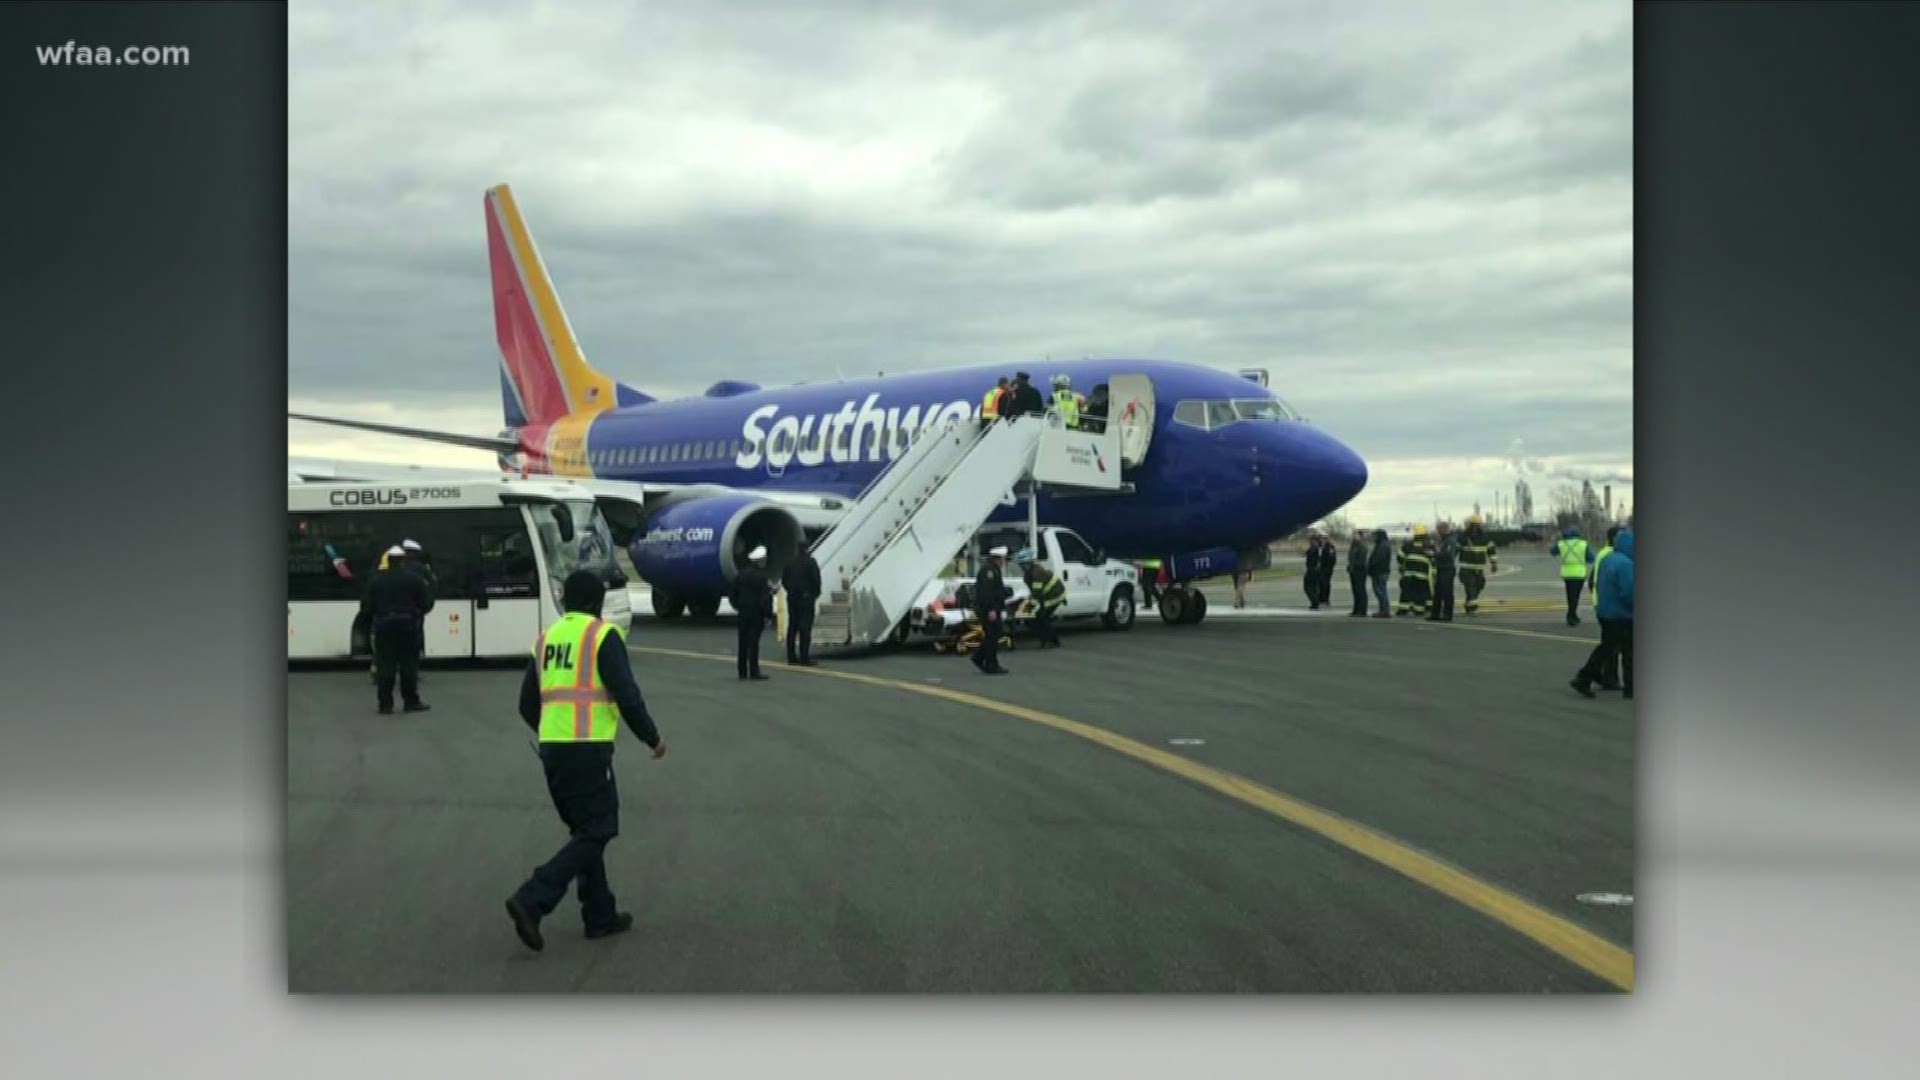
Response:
[[1467, 514, 1483, 526], [402, 539, 422, 551], [1052, 374, 1070, 388], [1413, 523, 1428, 537], [386, 545, 406, 557], [747, 545, 767, 561]]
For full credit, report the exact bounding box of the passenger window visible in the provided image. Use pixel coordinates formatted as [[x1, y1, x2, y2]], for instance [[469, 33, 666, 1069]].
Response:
[[1173, 400, 1209, 429]]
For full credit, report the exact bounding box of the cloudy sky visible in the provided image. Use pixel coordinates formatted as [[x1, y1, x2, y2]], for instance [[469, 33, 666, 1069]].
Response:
[[288, 0, 1633, 526]]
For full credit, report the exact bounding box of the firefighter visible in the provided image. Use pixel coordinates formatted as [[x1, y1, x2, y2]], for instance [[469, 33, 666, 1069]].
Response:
[[1458, 515, 1497, 614], [1022, 555, 1066, 648], [1397, 525, 1434, 618]]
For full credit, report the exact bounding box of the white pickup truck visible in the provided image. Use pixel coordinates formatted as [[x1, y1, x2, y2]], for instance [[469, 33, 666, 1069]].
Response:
[[906, 524, 1141, 642]]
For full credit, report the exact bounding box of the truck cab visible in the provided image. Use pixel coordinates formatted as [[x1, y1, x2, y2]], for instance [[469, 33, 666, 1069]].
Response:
[[909, 524, 1140, 641]]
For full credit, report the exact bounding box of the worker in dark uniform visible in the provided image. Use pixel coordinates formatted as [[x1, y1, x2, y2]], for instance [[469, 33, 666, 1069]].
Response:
[[1304, 532, 1336, 609], [1347, 531, 1372, 616], [972, 545, 1011, 674], [361, 544, 433, 714], [1458, 515, 1497, 614], [505, 570, 667, 952], [1429, 521, 1458, 622], [782, 544, 822, 666], [1023, 555, 1066, 648], [730, 545, 773, 680], [1007, 372, 1044, 419], [1367, 529, 1393, 617]]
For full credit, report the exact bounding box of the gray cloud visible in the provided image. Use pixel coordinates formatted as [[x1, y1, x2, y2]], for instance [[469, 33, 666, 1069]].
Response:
[[289, 0, 1631, 523]]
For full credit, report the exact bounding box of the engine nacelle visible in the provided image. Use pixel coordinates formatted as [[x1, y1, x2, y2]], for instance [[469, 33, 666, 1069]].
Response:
[[628, 493, 804, 597]]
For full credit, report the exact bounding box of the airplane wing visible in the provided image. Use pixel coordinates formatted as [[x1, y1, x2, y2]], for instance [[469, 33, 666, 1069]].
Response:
[[288, 411, 522, 454]]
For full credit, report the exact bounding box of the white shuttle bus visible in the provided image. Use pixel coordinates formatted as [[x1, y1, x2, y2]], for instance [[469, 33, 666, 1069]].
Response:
[[288, 477, 633, 661]]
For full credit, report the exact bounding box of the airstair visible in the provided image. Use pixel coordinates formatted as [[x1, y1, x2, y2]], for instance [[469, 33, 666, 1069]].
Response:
[[806, 415, 1049, 652]]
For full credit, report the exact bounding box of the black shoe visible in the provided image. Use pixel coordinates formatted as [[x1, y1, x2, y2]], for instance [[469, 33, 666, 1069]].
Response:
[[403, 702, 430, 713], [750, 673, 770, 681], [1599, 682, 1622, 692], [1372, 612, 1390, 619], [798, 660, 819, 667], [377, 705, 394, 715], [1570, 679, 1596, 699], [585, 912, 634, 940], [506, 898, 544, 952]]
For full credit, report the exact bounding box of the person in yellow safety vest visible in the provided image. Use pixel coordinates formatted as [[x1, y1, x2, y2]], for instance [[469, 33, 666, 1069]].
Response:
[[1138, 558, 1163, 610], [504, 570, 667, 953], [1050, 374, 1080, 428], [1457, 515, 1498, 614], [1396, 524, 1434, 617], [1551, 525, 1596, 626], [980, 377, 1008, 426]]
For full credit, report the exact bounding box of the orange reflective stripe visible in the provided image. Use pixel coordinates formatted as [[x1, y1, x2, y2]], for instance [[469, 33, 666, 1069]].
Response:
[[574, 618, 603, 739]]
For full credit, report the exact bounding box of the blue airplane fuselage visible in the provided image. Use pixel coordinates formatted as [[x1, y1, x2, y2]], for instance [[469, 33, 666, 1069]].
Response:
[[514, 358, 1368, 560]]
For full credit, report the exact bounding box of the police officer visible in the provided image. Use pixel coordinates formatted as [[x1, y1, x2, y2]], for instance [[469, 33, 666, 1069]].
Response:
[[730, 545, 773, 680], [1023, 555, 1066, 648], [504, 570, 666, 952], [1429, 521, 1459, 622], [972, 545, 1011, 674], [1397, 525, 1434, 618], [782, 543, 822, 667], [361, 544, 433, 714], [1552, 525, 1595, 626], [1457, 515, 1497, 614], [1051, 375, 1080, 429]]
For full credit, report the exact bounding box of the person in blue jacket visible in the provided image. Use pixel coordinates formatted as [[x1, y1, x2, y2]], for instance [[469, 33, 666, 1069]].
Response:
[[1571, 528, 1634, 699]]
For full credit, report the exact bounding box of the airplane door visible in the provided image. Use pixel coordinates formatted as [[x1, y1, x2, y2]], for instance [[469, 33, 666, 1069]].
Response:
[[1107, 374, 1155, 467]]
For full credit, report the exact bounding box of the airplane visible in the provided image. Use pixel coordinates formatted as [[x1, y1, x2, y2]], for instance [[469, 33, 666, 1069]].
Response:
[[291, 183, 1369, 621]]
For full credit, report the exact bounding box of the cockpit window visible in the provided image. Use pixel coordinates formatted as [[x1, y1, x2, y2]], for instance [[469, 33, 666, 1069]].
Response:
[[1172, 397, 1303, 430]]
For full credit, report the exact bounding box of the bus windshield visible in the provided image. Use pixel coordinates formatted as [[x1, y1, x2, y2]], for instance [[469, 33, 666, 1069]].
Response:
[[531, 500, 625, 588]]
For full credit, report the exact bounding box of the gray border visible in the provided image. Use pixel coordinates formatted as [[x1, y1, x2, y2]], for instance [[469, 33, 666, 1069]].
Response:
[[3, 0, 1917, 1074]]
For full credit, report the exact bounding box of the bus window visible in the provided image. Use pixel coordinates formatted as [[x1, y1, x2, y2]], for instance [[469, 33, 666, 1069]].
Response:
[[287, 513, 376, 602], [476, 525, 538, 597]]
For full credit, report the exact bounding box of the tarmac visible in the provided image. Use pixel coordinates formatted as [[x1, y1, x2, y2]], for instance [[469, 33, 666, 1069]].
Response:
[[288, 551, 1632, 993]]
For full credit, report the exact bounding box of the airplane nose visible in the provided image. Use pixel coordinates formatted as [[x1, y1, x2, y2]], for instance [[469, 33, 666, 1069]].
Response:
[[1300, 431, 1368, 516]]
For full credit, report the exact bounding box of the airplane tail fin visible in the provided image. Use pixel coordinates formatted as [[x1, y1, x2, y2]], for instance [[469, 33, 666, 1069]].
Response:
[[485, 184, 654, 428]]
